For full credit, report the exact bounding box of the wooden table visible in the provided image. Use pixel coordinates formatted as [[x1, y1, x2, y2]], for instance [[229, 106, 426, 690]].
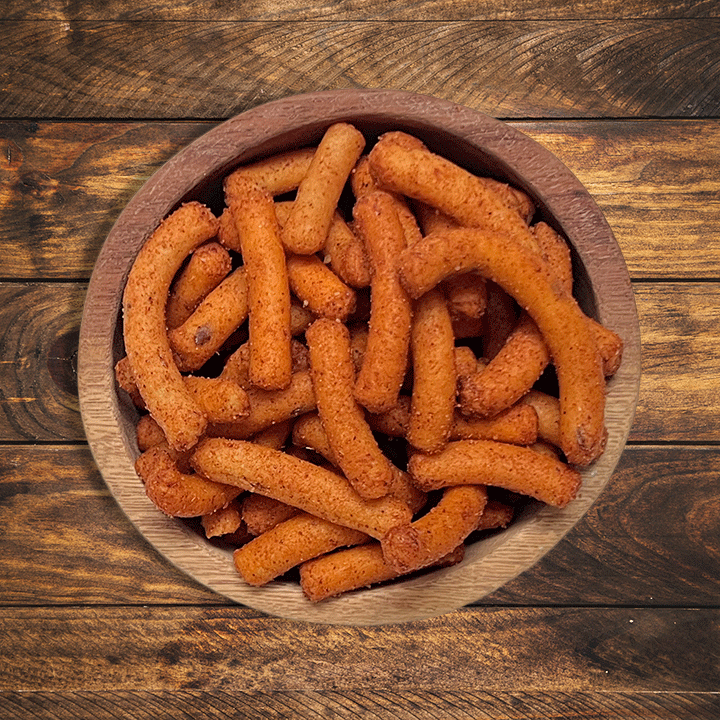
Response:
[[1, 2, 719, 717]]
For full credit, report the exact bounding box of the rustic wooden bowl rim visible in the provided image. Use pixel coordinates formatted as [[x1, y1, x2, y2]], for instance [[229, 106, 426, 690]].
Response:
[[78, 88, 641, 626]]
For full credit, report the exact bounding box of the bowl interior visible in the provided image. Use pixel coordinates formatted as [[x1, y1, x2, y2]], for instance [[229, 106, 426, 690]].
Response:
[[79, 89, 641, 625]]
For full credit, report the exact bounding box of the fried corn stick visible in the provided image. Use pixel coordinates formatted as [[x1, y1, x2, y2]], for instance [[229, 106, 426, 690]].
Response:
[[241, 494, 299, 536], [408, 439, 581, 508], [306, 317, 395, 499], [398, 228, 606, 466], [381, 485, 488, 574], [450, 403, 539, 445], [123, 202, 218, 451], [136, 445, 241, 517], [191, 439, 412, 539], [286, 253, 357, 320], [226, 147, 315, 197], [281, 122, 366, 254], [201, 501, 248, 540], [407, 288, 456, 454], [166, 242, 232, 330], [182, 376, 250, 424], [518, 389, 562, 448], [233, 513, 369, 586], [352, 190, 413, 413], [225, 175, 292, 390]]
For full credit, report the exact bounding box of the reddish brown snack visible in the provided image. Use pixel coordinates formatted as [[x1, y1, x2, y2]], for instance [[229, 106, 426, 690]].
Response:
[[136, 445, 242, 518], [201, 501, 247, 540], [225, 174, 292, 390], [381, 485, 488, 574], [450, 403, 539, 446], [123, 202, 218, 452], [241, 494, 299, 536], [225, 147, 316, 197], [306, 317, 395, 500], [352, 190, 413, 413], [408, 439, 581, 508]]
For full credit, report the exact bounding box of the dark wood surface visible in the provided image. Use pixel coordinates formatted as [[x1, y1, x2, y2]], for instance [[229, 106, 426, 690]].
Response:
[[1, 2, 718, 717]]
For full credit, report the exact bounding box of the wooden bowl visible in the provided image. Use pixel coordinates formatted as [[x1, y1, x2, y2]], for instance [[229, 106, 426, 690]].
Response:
[[78, 89, 641, 625]]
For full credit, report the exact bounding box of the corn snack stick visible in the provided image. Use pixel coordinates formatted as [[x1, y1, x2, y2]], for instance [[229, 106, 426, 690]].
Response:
[[182, 375, 250, 424], [250, 418, 293, 450], [408, 439, 581, 507], [201, 501, 246, 539], [518, 390, 562, 448], [475, 500, 514, 532], [191, 438, 412, 539], [136, 413, 166, 451], [398, 227, 606, 466], [136, 445, 241, 517], [233, 512, 369, 586], [208, 369, 316, 440], [381, 485, 488, 574], [169, 267, 249, 372], [459, 311, 550, 418], [306, 317, 394, 499], [323, 211, 372, 288], [299, 542, 465, 603], [226, 147, 315, 197], [242, 494, 299, 536], [286, 253, 357, 320], [450, 403, 539, 445], [291, 412, 337, 465], [115, 356, 145, 408], [281, 123, 365, 254], [454, 346, 481, 380], [352, 191, 413, 413], [123, 202, 218, 451], [368, 132, 538, 252], [408, 288, 456, 454]]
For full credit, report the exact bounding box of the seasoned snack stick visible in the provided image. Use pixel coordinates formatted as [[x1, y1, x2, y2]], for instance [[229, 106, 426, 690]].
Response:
[[397, 227, 606, 466], [408, 439, 581, 508], [123, 202, 218, 451], [191, 438, 412, 540]]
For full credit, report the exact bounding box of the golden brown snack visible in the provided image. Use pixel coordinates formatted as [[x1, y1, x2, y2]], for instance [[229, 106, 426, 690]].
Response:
[[517, 390, 562, 448], [169, 267, 249, 372], [352, 190, 413, 413], [135, 413, 167, 451], [408, 439, 581, 508], [201, 501, 249, 540], [450, 403, 539, 446], [191, 438, 412, 540], [115, 355, 145, 408], [123, 202, 218, 452], [233, 513, 369, 586], [407, 288, 456, 454], [209, 369, 316, 440], [454, 345, 482, 380], [459, 311, 550, 418], [281, 123, 366, 254], [306, 317, 395, 499], [225, 174, 292, 390], [225, 147, 315, 197], [136, 445, 241, 518], [381, 485, 488, 574], [398, 227, 606, 466], [291, 412, 337, 465], [443, 273, 488, 323], [323, 211, 372, 289], [182, 375, 250, 424], [475, 500, 515, 532], [250, 418, 293, 450], [241, 494, 299, 536], [286, 253, 357, 321], [165, 242, 232, 330]]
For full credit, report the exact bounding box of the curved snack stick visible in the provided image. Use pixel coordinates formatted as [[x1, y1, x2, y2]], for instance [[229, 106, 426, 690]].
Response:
[[450, 403, 539, 446], [209, 369, 316, 440], [299, 542, 465, 603], [286, 253, 357, 320], [169, 267, 249, 372], [281, 123, 366, 254], [225, 175, 292, 390], [454, 345, 481, 380], [123, 202, 218, 451], [368, 133, 538, 252], [398, 228, 606, 466], [353, 190, 413, 413], [518, 390, 562, 448], [182, 376, 250, 424], [233, 513, 369, 586], [408, 288, 456, 454], [381, 485, 488, 574], [459, 311, 550, 418], [166, 242, 232, 330], [115, 355, 144, 408], [136, 413, 167, 451], [323, 212, 372, 288], [226, 147, 315, 197], [136, 445, 241, 518], [201, 501, 248, 540], [242, 494, 299, 536], [306, 317, 394, 499], [408, 439, 581, 508], [191, 439, 412, 540]]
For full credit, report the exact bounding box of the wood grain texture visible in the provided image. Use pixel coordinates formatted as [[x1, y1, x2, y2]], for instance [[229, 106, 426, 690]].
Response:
[[0, 281, 716, 443], [3, 0, 718, 21], [1, 605, 718, 692], [1, 21, 719, 120], [1, 690, 719, 719], [1, 445, 718, 607], [2, 120, 717, 280]]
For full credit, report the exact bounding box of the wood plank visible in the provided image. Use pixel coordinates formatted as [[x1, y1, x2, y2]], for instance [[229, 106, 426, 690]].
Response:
[[0, 605, 717, 692], [2, 120, 719, 281], [3, 0, 719, 21], [0, 690, 718, 720], [1, 445, 718, 607], [1, 281, 717, 443], [1, 21, 719, 120]]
